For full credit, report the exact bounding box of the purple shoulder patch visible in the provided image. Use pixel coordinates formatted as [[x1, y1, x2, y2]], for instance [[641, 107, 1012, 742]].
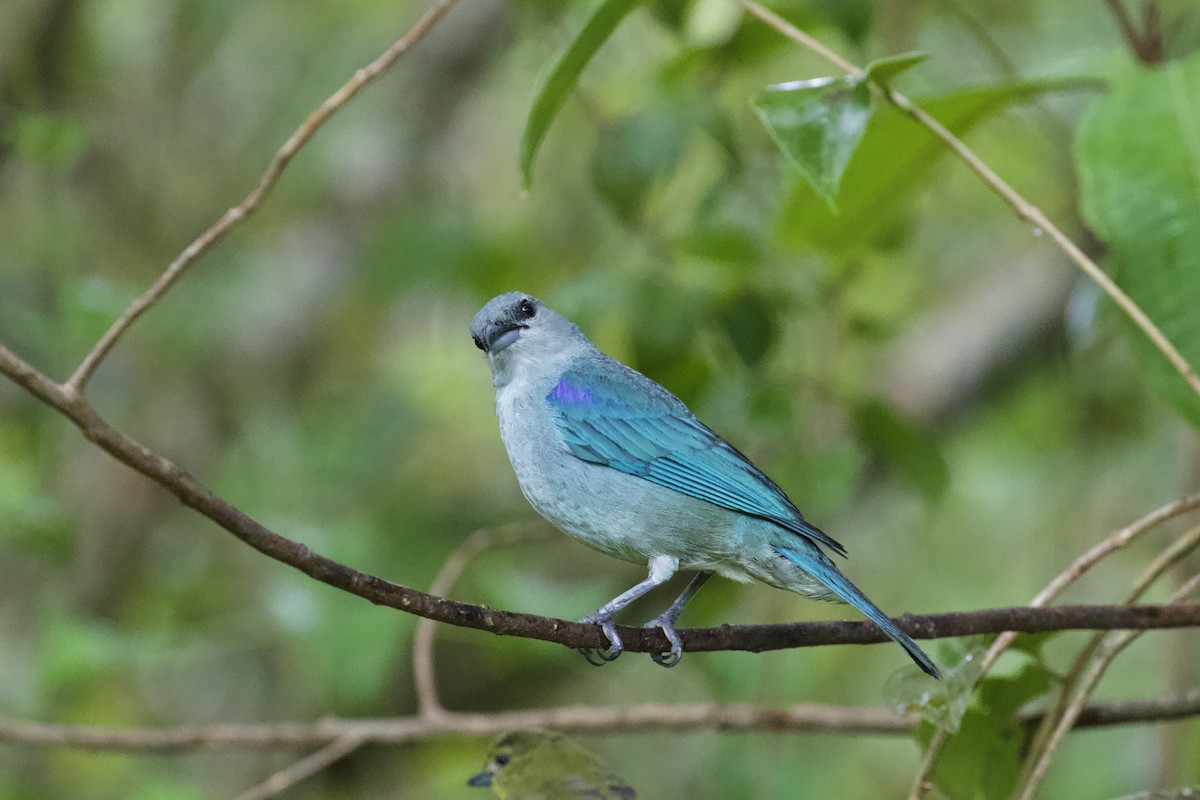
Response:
[[548, 378, 593, 406]]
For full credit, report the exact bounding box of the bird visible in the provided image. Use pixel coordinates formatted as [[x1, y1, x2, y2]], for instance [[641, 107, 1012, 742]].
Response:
[[468, 729, 637, 800], [470, 290, 939, 677]]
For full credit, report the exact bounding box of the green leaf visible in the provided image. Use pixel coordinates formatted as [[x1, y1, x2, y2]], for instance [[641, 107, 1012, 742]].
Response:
[[924, 652, 1054, 800], [751, 52, 924, 210], [808, 0, 874, 44], [753, 74, 872, 209], [7, 111, 88, 168], [626, 277, 713, 401], [519, 0, 638, 189], [1076, 55, 1200, 429], [853, 397, 948, 502], [590, 103, 689, 225], [681, 225, 764, 265], [862, 50, 928, 86], [41, 611, 128, 693], [779, 75, 1098, 252], [125, 780, 208, 800], [644, 0, 690, 30], [887, 638, 985, 733], [717, 289, 778, 367], [0, 423, 71, 560]]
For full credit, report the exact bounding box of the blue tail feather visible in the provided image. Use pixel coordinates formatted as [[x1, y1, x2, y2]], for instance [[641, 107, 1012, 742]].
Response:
[[776, 546, 940, 679]]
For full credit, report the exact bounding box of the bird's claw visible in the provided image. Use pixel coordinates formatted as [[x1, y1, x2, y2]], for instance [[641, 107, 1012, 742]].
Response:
[[579, 647, 620, 667], [643, 618, 683, 668], [578, 617, 623, 666]]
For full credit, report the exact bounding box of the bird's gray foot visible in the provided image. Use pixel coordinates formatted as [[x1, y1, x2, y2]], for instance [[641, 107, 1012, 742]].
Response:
[[578, 615, 623, 666], [642, 615, 684, 667], [639, 571, 708, 667]]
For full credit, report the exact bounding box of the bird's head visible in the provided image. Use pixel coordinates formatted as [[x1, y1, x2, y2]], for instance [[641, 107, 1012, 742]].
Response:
[[467, 730, 548, 793], [470, 292, 589, 387], [468, 729, 635, 798]]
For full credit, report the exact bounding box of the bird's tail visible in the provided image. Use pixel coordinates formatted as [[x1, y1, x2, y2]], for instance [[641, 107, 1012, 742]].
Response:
[[775, 545, 940, 679]]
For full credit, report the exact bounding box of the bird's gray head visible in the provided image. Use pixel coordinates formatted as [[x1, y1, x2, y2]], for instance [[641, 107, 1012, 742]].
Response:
[[470, 291, 591, 387]]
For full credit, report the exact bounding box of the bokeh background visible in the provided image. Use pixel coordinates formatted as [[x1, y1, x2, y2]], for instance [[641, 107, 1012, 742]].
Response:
[[1, 0, 1198, 797]]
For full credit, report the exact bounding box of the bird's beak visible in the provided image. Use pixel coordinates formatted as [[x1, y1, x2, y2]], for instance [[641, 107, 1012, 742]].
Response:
[[477, 319, 524, 354], [467, 769, 494, 788]]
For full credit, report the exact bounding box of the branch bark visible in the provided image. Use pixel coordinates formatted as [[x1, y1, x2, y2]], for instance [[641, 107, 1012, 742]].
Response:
[[1, 690, 1197, 752], [3, 340, 1200, 659]]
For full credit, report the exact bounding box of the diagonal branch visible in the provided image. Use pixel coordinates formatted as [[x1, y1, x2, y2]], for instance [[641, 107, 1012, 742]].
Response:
[[230, 736, 366, 800], [413, 523, 555, 719], [908, 492, 1200, 798], [1105, 0, 1163, 65], [65, 0, 461, 392], [738, 0, 1200, 403], [1015, 551, 1200, 800]]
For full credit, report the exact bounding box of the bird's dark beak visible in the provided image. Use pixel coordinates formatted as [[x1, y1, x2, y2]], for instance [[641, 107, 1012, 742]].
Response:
[[477, 319, 524, 354], [467, 769, 494, 788]]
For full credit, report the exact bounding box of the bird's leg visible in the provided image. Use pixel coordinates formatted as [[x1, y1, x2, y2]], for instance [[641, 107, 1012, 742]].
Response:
[[642, 571, 712, 667], [578, 555, 677, 666]]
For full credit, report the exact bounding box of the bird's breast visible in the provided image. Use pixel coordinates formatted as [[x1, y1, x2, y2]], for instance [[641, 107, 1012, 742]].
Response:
[[494, 386, 753, 572]]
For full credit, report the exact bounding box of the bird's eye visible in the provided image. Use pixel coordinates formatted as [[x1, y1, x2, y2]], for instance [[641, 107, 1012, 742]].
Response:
[[517, 299, 536, 318], [495, 753, 511, 766]]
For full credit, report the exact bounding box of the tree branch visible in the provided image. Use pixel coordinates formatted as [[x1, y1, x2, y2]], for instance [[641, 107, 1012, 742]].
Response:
[[1104, 0, 1163, 65], [0, 0, 1190, 668], [413, 524, 555, 720], [910, 493, 1200, 798], [230, 736, 366, 800], [2, 690, 1198, 753], [65, 0, 461, 392], [4, 341, 1200, 659], [1016, 557, 1200, 800]]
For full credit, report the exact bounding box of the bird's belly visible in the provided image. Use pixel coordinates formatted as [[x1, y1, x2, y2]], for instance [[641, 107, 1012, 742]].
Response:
[[501, 415, 750, 572]]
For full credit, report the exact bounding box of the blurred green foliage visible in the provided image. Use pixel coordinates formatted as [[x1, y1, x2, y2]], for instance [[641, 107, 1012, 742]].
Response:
[[914, 639, 1056, 800], [1, 0, 1198, 798], [1077, 52, 1200, 429]]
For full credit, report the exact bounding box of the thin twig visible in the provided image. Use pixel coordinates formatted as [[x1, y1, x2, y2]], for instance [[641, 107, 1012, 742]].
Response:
[[1017, 574, 1200, 800], [1106, 0, 1146, 58], [1110, 786, 1200, 800], [230, 735, 366, 800], [65, 0, 461, 392], [936, 0, 1073, 140], [909, 493, 1200, 798], [1019, 528, 1200, 796], [1105, 0, 1163, 65], [1070, 688, 1200, 729], [1015, 529, 1200, 800], [739, 1, 858, 74], [738, 0, 1200, 403], [413, 523, 554, 719], [2, 690, 1199, 753]]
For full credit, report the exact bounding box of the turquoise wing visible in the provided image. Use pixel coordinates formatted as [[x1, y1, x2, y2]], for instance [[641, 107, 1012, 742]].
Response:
[[545, 358, 846, 556]]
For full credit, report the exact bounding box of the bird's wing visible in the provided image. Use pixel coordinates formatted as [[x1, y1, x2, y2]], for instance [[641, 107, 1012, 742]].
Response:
[[547, 773, 637, 799], [546, 358, 846, 556]]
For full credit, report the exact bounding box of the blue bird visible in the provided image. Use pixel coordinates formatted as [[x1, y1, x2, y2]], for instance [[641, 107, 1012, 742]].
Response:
[[470, 291, 939, 677]]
